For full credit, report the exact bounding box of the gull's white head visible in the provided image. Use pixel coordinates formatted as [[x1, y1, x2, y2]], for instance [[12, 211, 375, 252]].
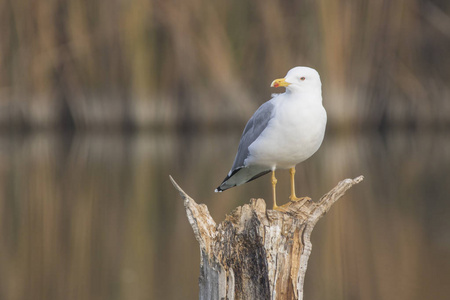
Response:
[[271, 66, 321, 94]]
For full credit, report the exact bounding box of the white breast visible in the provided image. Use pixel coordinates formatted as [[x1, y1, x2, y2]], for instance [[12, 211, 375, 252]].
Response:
[[245, 94, 327, 169]]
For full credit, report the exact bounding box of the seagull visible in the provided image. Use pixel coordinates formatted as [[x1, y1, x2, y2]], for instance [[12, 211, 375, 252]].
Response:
[[215, 66, 327, 210]]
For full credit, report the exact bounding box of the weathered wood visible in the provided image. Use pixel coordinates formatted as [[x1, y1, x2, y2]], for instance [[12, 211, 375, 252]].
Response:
[[170, 176, 363, 300]]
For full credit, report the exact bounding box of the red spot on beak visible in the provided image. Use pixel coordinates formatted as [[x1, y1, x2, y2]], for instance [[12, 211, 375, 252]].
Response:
[[274, 83, 279, 88]]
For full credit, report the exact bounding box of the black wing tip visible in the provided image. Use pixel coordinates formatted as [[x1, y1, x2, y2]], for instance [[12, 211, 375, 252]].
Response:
[[215, 177, 228, 193], [215, 184, 235, 193], [215, 168, 270, 194], [215, 180, 231, 193], [214, 168, 240, 193]]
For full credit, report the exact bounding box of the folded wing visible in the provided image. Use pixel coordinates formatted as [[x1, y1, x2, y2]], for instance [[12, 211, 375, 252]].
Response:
[[215, 101, 275, 192]]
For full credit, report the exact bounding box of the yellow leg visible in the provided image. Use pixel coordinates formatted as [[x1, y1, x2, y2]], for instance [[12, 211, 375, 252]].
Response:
[[289, 167, 311, 205], [271, 170, 278, 210], [289, 167, 297, 200]]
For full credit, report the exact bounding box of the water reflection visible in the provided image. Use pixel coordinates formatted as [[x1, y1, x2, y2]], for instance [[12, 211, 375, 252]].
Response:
[[0, 130, 449, 300]]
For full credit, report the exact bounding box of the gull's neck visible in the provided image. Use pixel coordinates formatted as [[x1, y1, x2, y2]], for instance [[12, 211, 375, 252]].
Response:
[[284, 88, 322, 103]]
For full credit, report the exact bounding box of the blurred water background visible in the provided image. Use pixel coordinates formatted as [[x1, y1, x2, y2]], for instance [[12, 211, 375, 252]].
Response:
[[1, 0, 450, 299]]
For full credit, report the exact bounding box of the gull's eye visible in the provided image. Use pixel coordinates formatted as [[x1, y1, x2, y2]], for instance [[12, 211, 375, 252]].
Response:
[[300, 77, 306, 81]]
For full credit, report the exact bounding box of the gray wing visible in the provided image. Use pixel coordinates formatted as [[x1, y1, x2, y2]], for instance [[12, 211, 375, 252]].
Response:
[[231, 101, 275, 170], [215, 100, 275, 192]]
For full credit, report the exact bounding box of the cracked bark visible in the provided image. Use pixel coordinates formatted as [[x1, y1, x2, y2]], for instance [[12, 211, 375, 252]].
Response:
[[170, 175, 364, 300]]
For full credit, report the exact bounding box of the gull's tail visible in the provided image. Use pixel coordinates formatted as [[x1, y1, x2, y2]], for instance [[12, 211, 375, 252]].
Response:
[[215, 166, 270, 193]]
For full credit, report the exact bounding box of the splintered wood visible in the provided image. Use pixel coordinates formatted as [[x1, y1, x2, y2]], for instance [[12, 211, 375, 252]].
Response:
[[170, 175, 363, 300]]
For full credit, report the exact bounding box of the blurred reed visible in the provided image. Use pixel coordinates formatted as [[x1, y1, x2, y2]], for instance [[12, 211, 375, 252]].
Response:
[[0, 0, 449, 130]]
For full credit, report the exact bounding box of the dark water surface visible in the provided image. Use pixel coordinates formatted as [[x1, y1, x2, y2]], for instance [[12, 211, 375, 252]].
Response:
[[0, 130, 449, 300]]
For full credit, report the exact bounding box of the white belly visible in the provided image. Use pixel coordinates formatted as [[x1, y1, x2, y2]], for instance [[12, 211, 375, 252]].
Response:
[[245, 99, 327, 169]]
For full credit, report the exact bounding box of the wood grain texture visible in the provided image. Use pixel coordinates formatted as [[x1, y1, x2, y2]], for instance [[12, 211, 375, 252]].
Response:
[[170, 175, 363, 300]]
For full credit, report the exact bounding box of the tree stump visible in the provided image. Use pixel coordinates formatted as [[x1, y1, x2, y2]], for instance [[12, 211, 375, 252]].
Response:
[[170, 175, 363, 300]]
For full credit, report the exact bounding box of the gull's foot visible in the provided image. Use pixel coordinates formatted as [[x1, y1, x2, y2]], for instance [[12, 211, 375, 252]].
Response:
[[272, 204, 289, 212], [272, 197, 312, 211], [289, 196, 311, 207]]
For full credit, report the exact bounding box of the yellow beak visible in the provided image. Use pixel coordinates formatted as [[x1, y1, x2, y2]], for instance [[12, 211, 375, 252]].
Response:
[[270, 78, 290, 88]]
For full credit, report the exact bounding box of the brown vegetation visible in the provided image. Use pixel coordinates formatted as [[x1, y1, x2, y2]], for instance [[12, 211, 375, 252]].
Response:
[[0, 0, 449, 129]]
